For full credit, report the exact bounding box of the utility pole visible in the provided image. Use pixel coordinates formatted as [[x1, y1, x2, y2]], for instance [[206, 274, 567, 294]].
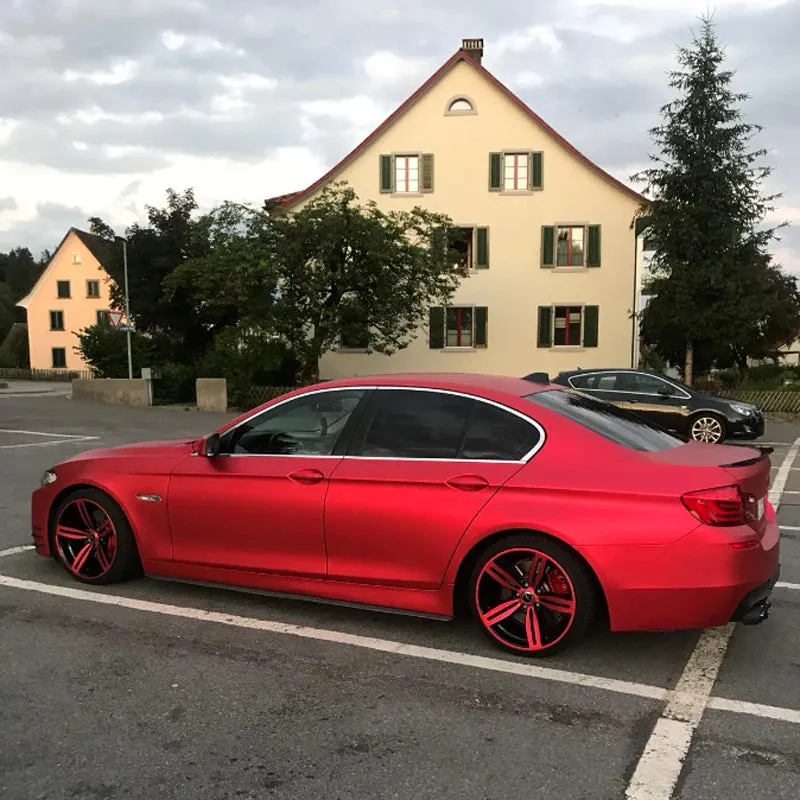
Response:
[[122, 237, 133, 380]]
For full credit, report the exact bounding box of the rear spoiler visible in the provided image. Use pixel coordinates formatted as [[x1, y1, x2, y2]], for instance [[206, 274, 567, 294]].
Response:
[[720, 444, 774, 468]]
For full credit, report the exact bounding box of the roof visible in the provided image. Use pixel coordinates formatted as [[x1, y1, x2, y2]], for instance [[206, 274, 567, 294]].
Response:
[[313, 372, 554, 396], [16, 227, 118, 310], [264, 46, 648, 213]]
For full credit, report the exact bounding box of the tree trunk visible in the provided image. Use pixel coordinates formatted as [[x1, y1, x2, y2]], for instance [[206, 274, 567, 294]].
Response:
[[684, 340, 694, 386]]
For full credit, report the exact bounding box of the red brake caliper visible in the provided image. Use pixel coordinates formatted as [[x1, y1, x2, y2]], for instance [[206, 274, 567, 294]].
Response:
[[549, 569, 570, 595]]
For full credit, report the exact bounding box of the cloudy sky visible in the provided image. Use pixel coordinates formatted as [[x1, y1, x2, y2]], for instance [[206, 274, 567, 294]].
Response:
[[0, 0, 798, 273]]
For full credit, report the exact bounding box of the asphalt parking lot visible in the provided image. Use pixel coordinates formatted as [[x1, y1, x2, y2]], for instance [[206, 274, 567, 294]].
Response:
[[1, 390, 798, 800]]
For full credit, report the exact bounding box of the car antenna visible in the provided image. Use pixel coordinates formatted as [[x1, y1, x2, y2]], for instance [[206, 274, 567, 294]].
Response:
[[522, 372, 550, 384]]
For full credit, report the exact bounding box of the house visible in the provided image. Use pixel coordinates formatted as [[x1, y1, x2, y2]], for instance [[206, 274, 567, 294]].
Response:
[[267, 38, 649, 380], [16, 228, 117, 372]]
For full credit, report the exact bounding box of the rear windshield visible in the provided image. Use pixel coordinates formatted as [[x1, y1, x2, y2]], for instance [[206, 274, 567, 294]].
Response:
[[525, 389, 685, 452]]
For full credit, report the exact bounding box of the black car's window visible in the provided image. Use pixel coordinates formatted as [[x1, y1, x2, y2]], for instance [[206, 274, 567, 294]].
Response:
[[570, 373, 617, 391], [626, 373, 675, 394], [358, 389, 473, 459], [223, 389, 366, 455], [525, 389, 684, 451], [461, 402, 541, 460]]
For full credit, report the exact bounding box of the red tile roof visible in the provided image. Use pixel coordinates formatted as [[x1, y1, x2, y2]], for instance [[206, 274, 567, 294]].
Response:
[[264, 47, 649, 213]]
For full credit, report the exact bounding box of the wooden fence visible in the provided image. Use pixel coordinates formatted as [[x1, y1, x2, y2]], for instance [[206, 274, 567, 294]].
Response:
[[0, 367, 93, 382], [717, 389, 800, 413]]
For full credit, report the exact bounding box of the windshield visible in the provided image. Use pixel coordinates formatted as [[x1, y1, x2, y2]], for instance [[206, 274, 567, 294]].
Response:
[[525, 389, 685, 452]]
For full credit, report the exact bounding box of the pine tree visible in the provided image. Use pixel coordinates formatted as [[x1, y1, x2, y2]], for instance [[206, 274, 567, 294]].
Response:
[[632, 14, 795, 384]]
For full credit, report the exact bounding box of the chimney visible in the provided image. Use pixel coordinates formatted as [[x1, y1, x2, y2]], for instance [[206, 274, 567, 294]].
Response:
[[461, 38, 484, 65]]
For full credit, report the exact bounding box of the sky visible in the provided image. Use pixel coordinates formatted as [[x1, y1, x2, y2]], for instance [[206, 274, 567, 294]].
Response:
[[0, 0, 798, 274]]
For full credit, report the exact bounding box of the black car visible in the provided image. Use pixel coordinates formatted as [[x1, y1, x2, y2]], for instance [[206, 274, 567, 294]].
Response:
[[529, 368, 764, 444]]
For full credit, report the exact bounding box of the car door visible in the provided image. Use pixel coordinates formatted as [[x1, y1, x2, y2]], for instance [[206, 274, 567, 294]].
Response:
[[323, 387, 543, 589], [167, 387, 371, 576], [616, 372, 691, 432]]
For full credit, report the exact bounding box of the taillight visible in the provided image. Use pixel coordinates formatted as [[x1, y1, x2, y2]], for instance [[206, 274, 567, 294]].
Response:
[[681, 485, 750, 526]]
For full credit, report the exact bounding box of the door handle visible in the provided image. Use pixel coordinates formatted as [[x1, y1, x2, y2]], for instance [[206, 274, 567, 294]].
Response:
[[288, 468, 325, 485], [447, 474, 489, 492]]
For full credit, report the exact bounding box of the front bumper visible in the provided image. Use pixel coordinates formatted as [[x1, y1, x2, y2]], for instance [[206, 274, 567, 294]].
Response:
[[727, 410, 766, 439], [729, 566, 779, 624]]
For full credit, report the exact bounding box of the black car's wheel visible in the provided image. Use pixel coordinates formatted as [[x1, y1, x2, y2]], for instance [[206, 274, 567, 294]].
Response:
[[468, 533, 598, 657], [51, 488, 143, 585], [689, 413, 726, 444]]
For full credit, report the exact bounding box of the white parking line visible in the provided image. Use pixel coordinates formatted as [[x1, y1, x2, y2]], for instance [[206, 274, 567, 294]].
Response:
[[625, 434, 800, 800], [0, 545, 35, 559], [0, 427, 99, 449], [777, 581, 800, 591], [0, 428, 91, 438]]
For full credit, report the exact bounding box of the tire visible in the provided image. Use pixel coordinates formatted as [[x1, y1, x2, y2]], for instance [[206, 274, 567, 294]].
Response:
[[50, 487, 143, 585], [468, 533, 597, 657], [689, 413, 726, 444]]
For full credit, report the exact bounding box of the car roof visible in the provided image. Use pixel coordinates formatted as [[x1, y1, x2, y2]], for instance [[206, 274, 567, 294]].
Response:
[[311, 372, 553, 398], [557, 368, 669, 378]]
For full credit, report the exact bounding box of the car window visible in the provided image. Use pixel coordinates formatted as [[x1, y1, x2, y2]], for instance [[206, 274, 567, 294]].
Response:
[[570, 373, 618, 391], [359, 389, 473, 459], [627, 373, 676, 394], [461, 402, 541, 461], [525, 389, 684, 451], [223, 389, 366, 455]]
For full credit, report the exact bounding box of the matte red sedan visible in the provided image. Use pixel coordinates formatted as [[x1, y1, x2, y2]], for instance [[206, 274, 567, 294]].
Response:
[[30, 373, 781, 656]]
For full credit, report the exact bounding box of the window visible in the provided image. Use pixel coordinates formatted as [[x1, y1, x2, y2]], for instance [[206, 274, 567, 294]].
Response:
[[525, 390, 684, 452], [448, 227, 489, 270], [87, 280, 100, 298], [461, 402, 541, 460], [428, 305, 488, 349], [537, 305, 599, 348], [359, 390, 473, 459], [489, 151, 543, 191], [618, 372, 684, 396], [569, 373, 617, 391], [557, 226, 584, 267], [96, 310, 110, 326], [446, 97, 474, 113], [49, 311, 64, 331], [380, 153, 434, 194], [72, 254, 81, 264], [221, 389, 367, 456], [541, 225, 601, 268], [56, 280, 71, 298], [52, 348, 67, 369]]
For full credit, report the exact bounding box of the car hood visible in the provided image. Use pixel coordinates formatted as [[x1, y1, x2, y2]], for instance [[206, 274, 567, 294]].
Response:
[[64, 438, 198, 463]]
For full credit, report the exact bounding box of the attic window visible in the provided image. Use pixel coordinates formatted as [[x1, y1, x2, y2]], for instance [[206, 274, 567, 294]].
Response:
[[72, 253, 81, 264], [445, 96, 476, 115]]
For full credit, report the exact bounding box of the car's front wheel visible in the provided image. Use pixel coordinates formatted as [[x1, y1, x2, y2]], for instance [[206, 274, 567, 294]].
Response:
[[51, 488, 143, 585], [468, 533, 597, 657], [690, 414, 726, 444]]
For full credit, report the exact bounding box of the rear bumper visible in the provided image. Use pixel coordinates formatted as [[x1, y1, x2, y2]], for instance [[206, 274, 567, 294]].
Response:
[[588, 502, 781, 633]]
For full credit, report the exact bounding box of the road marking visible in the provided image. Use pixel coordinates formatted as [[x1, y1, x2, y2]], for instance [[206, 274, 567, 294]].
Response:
[[0, 573, 668, 701], [625, 434, 800, 800], [706, 697, 800, 725], [777, 581, 800, 591], [780, 525, 800, 531], [0, 545, 35, 559], [0, 428, 93, 438]]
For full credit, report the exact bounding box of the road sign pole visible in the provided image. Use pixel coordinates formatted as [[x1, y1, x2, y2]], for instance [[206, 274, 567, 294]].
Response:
[[122, 237, 133, 380]]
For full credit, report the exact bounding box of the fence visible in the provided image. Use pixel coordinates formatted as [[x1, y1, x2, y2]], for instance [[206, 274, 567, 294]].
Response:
[[0, 367, 94, 382], [232, 385, 297, 411], [718, 389, 800, 414]]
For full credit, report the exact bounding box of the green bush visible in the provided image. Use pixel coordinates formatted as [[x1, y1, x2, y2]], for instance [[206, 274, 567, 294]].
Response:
[[75, 323, 152, 378]]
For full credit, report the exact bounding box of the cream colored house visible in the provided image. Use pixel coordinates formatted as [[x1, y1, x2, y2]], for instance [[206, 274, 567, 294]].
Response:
[[268, 38, 649, 380], [16, 228, 116, 371]]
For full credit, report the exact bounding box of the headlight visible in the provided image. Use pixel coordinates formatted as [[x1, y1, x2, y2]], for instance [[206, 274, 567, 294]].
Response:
[[731, 404, 752, 416], [40, 470, 57, 487]]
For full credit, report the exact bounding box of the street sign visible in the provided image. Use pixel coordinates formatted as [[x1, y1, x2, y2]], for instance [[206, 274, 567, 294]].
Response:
[[108, 310, 124, 328], [118, 325, 136, 334]]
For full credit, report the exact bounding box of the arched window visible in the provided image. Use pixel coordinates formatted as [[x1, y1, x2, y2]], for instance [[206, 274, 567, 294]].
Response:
[[445, 96, 476, 115]]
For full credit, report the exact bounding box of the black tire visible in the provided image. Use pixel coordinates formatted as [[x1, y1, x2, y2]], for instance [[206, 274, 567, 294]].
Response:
[[50, 487, 143, 585], [689, 413, 726, 444], [467, 533, 598, 657]]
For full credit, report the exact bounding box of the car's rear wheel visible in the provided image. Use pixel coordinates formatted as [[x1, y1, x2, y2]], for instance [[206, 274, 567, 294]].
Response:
[[468, 534, 597, 657], [51, 488, 142, 585], [690, 414, 726, 444]]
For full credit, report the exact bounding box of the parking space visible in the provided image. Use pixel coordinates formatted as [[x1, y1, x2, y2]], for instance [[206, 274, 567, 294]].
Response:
[[0, 393, 798, 800]]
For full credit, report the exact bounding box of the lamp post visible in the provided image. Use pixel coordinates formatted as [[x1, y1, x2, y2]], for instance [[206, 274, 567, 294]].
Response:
[[122, 236, 133, 380]]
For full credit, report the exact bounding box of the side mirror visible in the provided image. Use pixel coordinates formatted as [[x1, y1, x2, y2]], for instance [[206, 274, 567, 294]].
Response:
[[202, 432, 221, 458]]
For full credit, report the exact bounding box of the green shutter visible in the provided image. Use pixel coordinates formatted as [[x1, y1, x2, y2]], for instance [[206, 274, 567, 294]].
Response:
[[541, 226, 555, 267], [537, 307, 552, 348], [583, 305, 599, 347], [421, 153, 434, 192], [530, 151, 543, 190], [429, 306, 445, 349], [475, 307, 488, 347], [475, 227, 489, 268], [489, 152, 502, 191], [380, 154, 393, 193], [587, 225, 601, 267]]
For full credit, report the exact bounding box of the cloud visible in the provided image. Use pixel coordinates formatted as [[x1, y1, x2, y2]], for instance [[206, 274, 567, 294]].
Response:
[[0, 197, 17, 213], [0, 0, 796, 272]]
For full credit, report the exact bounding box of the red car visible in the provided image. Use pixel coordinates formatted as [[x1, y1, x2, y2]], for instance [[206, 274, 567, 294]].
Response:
[[30, 373, 780, 656]]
